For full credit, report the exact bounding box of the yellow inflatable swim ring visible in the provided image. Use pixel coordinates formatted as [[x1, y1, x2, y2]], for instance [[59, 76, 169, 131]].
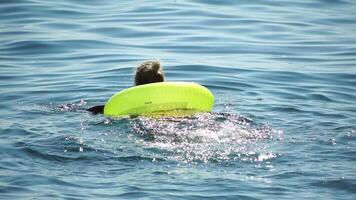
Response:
[[104, 82, 214, 117]]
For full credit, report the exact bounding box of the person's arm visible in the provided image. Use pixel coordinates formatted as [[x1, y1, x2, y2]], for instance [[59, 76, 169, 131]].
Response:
[[87, 105, 104, 115]]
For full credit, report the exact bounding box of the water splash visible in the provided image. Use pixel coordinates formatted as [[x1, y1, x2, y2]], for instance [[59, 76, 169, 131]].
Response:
[[56, 99, 87, 112], [127, 112, 282, 164]]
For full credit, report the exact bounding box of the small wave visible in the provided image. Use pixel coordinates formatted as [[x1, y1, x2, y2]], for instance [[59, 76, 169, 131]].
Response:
[[308, 93, 334, 102], [0, 40, 64, 55], [311, 178, 356, 194], [116, 155, 165, 162], [0, 185, 33, 195], [13, 136, 114, 163]]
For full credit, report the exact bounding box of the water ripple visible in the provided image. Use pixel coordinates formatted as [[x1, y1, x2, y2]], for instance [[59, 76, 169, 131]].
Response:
[[1, 0, 356, 199]]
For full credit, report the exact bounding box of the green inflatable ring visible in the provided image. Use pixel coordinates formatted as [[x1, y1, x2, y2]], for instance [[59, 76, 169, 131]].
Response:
[[104, 82, 214, 117]]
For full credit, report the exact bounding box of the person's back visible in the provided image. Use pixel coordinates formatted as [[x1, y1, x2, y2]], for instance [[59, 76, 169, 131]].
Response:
[[87, 60, 164, 114]]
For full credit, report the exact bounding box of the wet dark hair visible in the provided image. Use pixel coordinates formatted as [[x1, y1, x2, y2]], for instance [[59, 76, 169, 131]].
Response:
[[134, 60, 164, 86], [87, 60, 164, 115]]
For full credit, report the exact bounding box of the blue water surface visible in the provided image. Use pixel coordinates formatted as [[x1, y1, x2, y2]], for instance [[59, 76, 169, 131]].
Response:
[[1, 0, 355, 199]]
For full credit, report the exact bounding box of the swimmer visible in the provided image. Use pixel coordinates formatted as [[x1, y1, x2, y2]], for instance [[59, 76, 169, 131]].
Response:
[[87, 60, 164, 114]]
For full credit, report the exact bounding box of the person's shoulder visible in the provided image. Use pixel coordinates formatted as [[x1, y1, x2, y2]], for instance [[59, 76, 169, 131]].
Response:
[[87, 105, 104, 115]]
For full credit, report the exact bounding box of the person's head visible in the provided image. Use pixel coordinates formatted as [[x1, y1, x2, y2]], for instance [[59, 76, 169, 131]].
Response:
[[134, 60, 164, 86]]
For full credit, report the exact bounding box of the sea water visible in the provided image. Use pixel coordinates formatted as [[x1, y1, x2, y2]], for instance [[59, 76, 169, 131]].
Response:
[[0, 0, 355, 199]]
